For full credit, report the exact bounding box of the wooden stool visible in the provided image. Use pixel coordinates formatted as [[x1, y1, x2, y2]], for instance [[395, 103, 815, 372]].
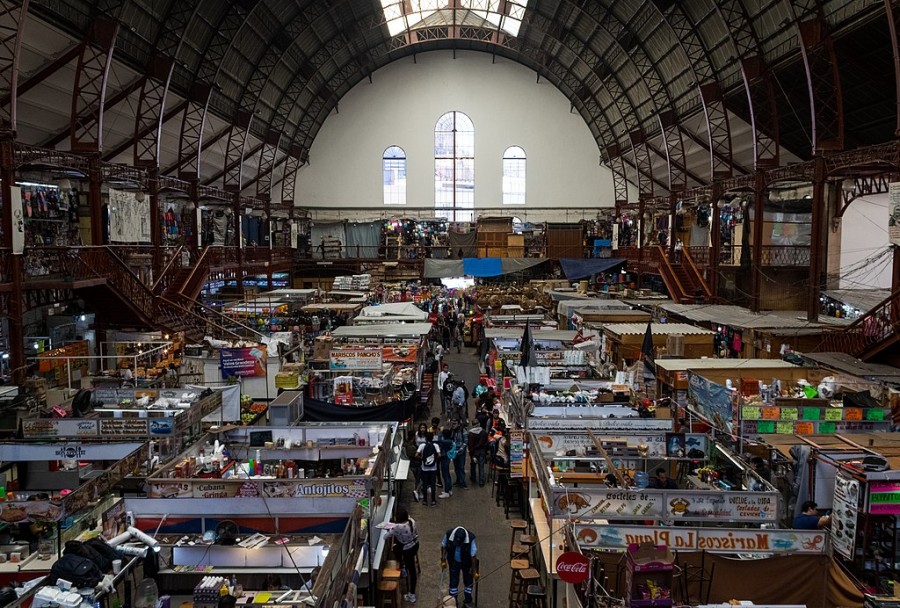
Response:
[[511, 543, 529, 558], [508, 559, 531, 604], [383, 567, 405, 596], [509, 519, 528, 555], [511, 568, 540, 608], [526, 584, 547, 608], [378, 580, 401, 608], [519, 534, 538, 563], [385, 559, 400, 570]]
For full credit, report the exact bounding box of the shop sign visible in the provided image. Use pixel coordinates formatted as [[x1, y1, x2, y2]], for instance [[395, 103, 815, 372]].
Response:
[[263, 479, 369, 499], [0, 500, 64, 524], [555, 552, 590, 584], [192, 482, 240, 499], [329, 349, 383, 371], [100, 418, 149, 436], [831, 473, 860, 559], [573, 525, 826, 554], [22, 418, 99, 439], [868, 481, 900, 515], [528, 418, 673, 432], [220, 346, 267, 378], [552, 488, 778, 522], [148, 481, 193, 498]]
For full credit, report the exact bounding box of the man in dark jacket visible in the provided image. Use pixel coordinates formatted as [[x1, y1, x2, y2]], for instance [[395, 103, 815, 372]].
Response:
[[467, 421, 488, 487], [441, 526, 478, 608]]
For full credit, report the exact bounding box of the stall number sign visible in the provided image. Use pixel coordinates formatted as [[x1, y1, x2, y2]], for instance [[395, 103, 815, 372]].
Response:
[[330, 350, 383, 371], [574, 525, 826, 554]]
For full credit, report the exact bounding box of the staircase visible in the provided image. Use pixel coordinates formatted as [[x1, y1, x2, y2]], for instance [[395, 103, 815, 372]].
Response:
[[821, 288, 900, 360], [656, 246, 713, 303], [153, 245, 209, 302]]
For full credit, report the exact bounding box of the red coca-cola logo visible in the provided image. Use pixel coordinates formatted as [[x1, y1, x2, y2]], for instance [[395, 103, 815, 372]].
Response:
[[555, 551, 590, 584]]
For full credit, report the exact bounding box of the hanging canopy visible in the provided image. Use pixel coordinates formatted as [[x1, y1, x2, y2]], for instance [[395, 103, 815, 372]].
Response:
[[558, 258, 626, 280], [424, 258, 548, 279], [358, 302, 428, 322]]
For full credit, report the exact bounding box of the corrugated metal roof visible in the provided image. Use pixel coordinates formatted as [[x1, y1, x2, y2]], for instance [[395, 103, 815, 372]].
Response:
[[655, 358, 800, 372], [332, 323, 433, 337], [660, 303, 844, 330], [485, 329, 598, 341], [602, 323, 715, 336], [822, 289, 890, 314], [801, 352, 900, 384]]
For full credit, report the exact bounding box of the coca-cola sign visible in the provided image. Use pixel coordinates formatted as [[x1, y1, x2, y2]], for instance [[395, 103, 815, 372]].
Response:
[[555, 551, 590, 584]]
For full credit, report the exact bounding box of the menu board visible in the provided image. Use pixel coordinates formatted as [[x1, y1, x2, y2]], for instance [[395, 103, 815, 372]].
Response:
[[831, 473, 860, 559], [22, 419, 99, 439], [742, 419, 887, 435], [509, 430, 525, 479], [868, 481, 900, 515], [100, 418, 150, 436]]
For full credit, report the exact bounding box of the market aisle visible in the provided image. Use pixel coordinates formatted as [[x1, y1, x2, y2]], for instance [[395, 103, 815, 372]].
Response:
[[403, 347, 513, 608]]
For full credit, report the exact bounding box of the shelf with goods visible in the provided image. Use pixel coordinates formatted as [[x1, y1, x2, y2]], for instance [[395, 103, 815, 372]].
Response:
[[383, 217, 449, 259], [18, 180, 84, 253], [625, 544, 674, 607]]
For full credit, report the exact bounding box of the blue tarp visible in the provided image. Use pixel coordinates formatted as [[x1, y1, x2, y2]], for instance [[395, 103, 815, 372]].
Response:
[[463, 257, 503, 277], [558, 258, 626, 280]]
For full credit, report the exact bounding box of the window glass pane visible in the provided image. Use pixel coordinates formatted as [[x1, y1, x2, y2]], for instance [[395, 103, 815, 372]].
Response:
[[434, 111, 475, 223], [383, 146, 406, 205], [502, 146, 526, 205]]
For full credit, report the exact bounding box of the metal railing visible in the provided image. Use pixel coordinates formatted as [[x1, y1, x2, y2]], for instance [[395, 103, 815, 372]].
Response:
[[821, 290, 900, 358], [720, 246, 811, 267]]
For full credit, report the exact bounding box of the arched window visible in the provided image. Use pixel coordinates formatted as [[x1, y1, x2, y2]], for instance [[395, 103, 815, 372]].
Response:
[[502, 146, 526, 205], [434, 111, 474, 223], [383, 145, 407, 205]]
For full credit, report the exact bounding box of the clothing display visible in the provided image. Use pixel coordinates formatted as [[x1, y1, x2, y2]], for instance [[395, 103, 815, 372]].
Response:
[[108, 188, 151, 243]]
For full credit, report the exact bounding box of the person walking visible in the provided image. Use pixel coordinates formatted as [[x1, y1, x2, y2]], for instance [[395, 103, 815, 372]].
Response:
[[438, 429, 454, 499], [467, 420, 488, 487], [450, 419, 468, 489], [405, 434, 423, 503], [416, 431, 441, 506], [441, 526, 478, 608], [452, 323, 463, 353], [384, 507, 419, 603], [451, 380, 467, 421], [438, 365, 450, 415]]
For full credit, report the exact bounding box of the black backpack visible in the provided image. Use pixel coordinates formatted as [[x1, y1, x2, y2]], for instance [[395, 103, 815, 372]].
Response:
[[422, 442, 437, 467], [65, 540, 112, 573], [50, 554, 103, 588], [85, 537, 121, 570]]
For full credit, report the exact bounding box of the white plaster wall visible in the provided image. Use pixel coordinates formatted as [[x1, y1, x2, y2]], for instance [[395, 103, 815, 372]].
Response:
[[838, 192, 893, 289], [295, 50, 627, 221]]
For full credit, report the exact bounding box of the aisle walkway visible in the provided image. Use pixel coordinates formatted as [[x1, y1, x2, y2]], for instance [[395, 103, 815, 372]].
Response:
[[402, 347, 514, 608]]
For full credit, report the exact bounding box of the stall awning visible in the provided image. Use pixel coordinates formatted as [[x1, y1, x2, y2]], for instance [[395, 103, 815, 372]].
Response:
[[558, 258, 625, 280], [424, 258, 548, 278]]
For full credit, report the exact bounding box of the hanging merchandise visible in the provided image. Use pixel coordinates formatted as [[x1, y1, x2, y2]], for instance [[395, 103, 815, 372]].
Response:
[[20, 182, 82, 247], [108, 188, 151, 243]]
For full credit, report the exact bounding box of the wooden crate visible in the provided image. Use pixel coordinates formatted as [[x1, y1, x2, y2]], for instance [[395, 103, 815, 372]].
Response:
[[507, 234, 525, 257]]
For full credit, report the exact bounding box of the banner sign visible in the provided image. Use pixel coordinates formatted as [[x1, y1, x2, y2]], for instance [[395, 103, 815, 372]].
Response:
[[147, 477, 370, 500], [528, 417, 673, 432], [688, 372, 734, 433], [868, 481, 900, 515], [220, 346, 267, 378], [574, 524, 826, 554], [831, 473, 860, 559], [329, 349, 383, 371], [532, 432, 707, 457], [509, 430, 525, 478], [890, 182, 900, 246], [552, 488, 779, 522], [381, 346, 417, 364], [22, 418, 99, 439]]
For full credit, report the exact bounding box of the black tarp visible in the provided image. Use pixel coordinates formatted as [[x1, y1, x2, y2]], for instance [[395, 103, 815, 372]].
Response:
[[558, 258, 626, 280], [301, 392, 418, 422], [843, 390, 881, 409], [448, 231, 477, 258]]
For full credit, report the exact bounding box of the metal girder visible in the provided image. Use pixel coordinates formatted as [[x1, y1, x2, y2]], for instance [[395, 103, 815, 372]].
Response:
[[622, 153, 669, 196], [206, 141, 264, 189], [839, 174, 895, 214], [255, 130, 283, 201], [712, 0, 780, 169], [133, 56, 175, 166], [700, 83, 733, 180], [102, 98, 186, 162], [70, 18, 119, 153], [607, 144, 630, 204], [222, 111, 253, 191], [42, 77, 144, 149], [886, 0, 900, 136], [163, 123, 228, 177], [0, 44, 79, 107], [680, 124, 750, 176], [279, 146, 304, 205], [657, 110, 691, 190], [630, 130, 655, 199], [0, 0, 29, 133], [177, 84, 212, 180], [798, 18, 844, 153]]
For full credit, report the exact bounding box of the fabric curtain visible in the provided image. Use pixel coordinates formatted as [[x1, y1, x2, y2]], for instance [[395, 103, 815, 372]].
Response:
[[448, 231, 477, 258], [690, 224, 709, 247], [499, 258, 550, 274], [424, 259, 465, 278], [463, 258, 503, 277], [310, 222, 347, 258], [345, 221, 382, 258]]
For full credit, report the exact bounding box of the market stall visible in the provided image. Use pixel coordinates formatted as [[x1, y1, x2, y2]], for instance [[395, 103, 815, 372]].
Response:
[[353, 302, 428, 325], [484, 328, 602, 387], [136, 423, 400, 598], [602, 323, 716, 369]]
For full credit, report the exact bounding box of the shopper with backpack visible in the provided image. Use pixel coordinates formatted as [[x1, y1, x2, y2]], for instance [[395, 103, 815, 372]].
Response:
[[450, 419, 468, 489], [438, 429, 454, 498], [416, 431, 441, 506], [440, 526, 478, 608]]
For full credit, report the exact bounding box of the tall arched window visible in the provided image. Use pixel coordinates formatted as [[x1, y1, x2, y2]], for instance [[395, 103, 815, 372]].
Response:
[[502, 146, 526, 205], [383, 145, 407, 205], [434, 111, 474, 223]]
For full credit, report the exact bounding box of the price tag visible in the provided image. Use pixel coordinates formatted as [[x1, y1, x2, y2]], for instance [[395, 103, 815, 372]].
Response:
[[776, 421, 794, 435], [794, 422, 815, 435], [757, 421, 775, 434], [802, 407, 821, 421], [865, 408, 886, 421], [742, 407, 761, 420], [762, 407, 780, 420], [844, 408, 862, 421], [780, 408, 798, 421], [824, 408, 842, 421], [818, 422, 836, 434]]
